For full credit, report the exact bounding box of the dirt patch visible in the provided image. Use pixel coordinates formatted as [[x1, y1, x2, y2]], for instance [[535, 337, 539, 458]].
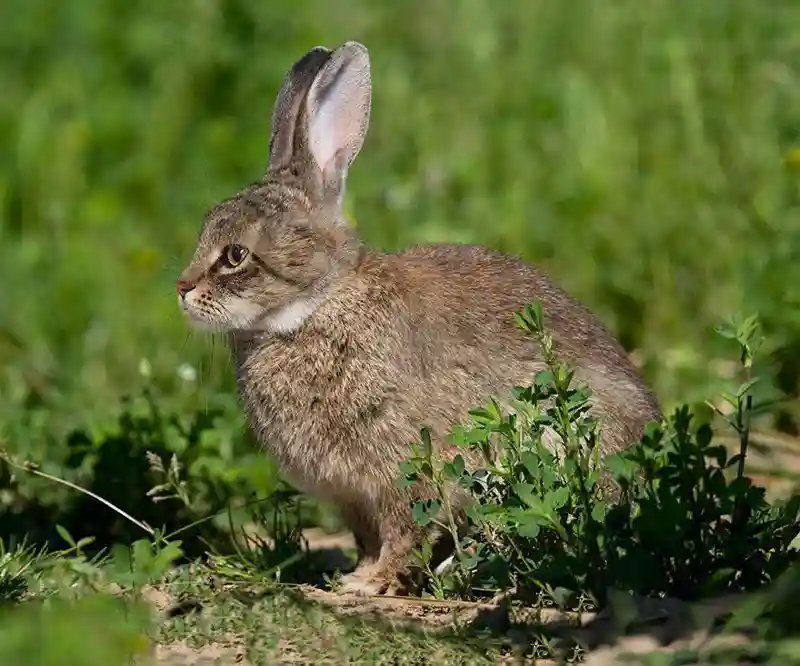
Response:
[[583, 632, 755, 666], [140, 585, 175, 617], [293, 584, 585, 630], [152, 640, 250, 666], [301, 527, 356, 552], [135, 570, 769, 664], [292, 585, 761, 663]]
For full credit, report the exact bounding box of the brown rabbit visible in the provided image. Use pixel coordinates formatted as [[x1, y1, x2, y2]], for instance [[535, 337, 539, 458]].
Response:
[[176, 41, 662, 595]]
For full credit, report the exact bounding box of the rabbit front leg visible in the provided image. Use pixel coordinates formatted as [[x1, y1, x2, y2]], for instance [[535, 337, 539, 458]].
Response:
[[338, 505, 423, 596], [337, 481, 464, 595], [339, 502, 381, 568]]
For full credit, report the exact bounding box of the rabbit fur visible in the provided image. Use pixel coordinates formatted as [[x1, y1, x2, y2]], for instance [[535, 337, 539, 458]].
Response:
[[176, 41, 663, 595]]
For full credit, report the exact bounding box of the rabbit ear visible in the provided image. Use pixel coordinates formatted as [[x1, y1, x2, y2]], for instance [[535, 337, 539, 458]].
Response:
[[267, 46, 333, 172], [304, 41, 372, 199]]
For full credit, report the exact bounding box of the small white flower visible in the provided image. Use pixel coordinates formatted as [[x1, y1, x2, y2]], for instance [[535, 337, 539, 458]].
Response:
[[177, 363, 197, 383], [138, 358, 152, 378]]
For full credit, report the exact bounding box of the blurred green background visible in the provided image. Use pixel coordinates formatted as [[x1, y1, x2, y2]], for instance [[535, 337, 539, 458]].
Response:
[[1, 0, 800, 550]]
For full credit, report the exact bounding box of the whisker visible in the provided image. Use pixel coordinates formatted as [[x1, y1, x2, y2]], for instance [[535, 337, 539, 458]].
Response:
[[180, 330, 193, 354]]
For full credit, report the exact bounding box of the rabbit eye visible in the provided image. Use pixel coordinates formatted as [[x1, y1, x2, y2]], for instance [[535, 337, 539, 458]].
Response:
[[221, 245, 248, 268]]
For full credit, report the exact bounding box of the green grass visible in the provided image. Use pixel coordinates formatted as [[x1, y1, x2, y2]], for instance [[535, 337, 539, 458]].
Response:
[[0, 540, 522, 665], [152, 577, 505, 665], [3, 0, 800, 663], [2, 0, 799, 422]]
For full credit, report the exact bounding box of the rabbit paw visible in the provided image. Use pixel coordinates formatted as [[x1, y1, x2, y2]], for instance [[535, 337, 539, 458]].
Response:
[[338, 568, 411, 597], [337, 571, 389, 596]]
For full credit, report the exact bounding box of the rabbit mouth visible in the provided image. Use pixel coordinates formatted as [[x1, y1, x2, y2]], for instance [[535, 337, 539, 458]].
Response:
[[180, 290, 252, 332], [181, 302, 229, 331]]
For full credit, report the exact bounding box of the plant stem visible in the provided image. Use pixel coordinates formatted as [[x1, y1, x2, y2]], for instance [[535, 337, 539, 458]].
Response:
[[733, 392, 753, 532], [437, 478, 464, 556], [1, 452, 154, 536], [737, 393, 752, 481]]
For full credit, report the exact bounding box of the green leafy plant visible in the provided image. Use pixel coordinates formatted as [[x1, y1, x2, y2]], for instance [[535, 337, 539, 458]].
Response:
[[0, 538, 55, 605], [401, 303, 800, 609], [0, 380, 282, 556], [146, 448, 313, 584]]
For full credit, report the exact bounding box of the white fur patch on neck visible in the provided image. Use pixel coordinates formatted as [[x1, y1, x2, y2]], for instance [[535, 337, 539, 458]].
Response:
[[263, 298, 319, 335], [226, 299, 266, 330]]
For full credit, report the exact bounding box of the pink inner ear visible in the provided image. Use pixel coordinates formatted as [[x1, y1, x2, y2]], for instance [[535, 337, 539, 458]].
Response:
[[306, 46, 371, 176], [309, 100, 339, 172]]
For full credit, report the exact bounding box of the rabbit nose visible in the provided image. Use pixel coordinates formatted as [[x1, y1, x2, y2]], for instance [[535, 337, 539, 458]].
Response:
[[176, 279, 196, 300]]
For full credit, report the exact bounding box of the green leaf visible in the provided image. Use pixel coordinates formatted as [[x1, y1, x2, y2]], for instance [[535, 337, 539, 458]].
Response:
[[420, 538, 434, 562], [397, 459, 418, 481], [706, 445, 728, 467], [545, 486, 570, 511], [726, 454, 745, 472], [442, 454, 466, 481], [534, 370, 555, 390], [737, 379, 760, 403], [151, 540, 183, 576], [109, 543, 134, 576], [521, 452, 541, 477], [515, 302, 544, 333], [607, 589, 639, 629], [696, 423, 713, 448], [516, 513, 543, 539], [55, 525, 76, 548], [513, 483, 539, 508], [514, 311, 530, 332], [398, 460, 416, 474], [710, 567, 735, 585], [456, 549, 481, 571], [468, 407, 494, 424], [591, 500, 608, 523], [411, 500, 441, 527], [736, 314, 760, 345], [540, 465, 558, 489], [131, 539, 155, 572], [715, 323, 738, 340], [487, 397, 505, 422]]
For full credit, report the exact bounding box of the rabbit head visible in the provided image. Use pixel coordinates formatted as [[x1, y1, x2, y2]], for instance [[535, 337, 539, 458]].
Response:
[[176, 42, 371, 334]]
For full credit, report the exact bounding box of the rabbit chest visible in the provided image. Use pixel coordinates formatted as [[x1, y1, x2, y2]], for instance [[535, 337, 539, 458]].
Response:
[[229, 324, 421, 500]]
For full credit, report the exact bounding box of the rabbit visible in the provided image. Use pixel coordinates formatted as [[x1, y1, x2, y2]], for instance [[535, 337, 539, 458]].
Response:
[[176, 41, 663, 596]]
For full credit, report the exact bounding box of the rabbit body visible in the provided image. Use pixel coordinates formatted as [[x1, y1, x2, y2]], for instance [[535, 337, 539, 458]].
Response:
[[177, 42, 662, 595], [230, 242, 660, 594]]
